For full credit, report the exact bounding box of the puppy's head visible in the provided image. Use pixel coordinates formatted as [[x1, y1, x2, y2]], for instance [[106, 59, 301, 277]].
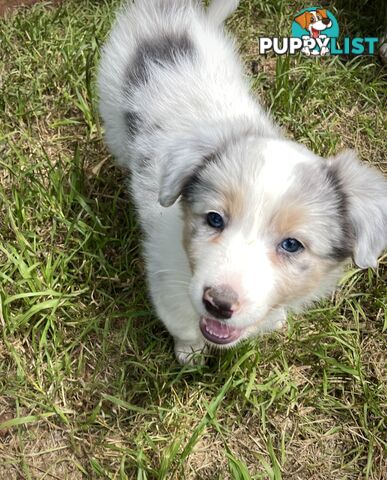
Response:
[[295, 9, 332, 38], [159, 127, 387, 347]]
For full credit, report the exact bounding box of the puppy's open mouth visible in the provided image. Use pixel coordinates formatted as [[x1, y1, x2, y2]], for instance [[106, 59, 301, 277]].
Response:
[[311, 27, 320, 38], [200, 316, 244, 345]]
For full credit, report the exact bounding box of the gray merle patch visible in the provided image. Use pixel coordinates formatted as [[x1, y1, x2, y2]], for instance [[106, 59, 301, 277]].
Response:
[[124, 111, 140, 137], [126, 32, 195, 87]]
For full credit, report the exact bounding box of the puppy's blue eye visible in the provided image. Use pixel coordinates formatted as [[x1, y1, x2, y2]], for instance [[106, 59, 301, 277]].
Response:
[[280, 238, 303, 253], [207, 211, 224, 229]]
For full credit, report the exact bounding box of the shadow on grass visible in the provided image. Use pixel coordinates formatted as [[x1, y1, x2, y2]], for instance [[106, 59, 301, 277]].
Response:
[[331, 0, 386, 37]]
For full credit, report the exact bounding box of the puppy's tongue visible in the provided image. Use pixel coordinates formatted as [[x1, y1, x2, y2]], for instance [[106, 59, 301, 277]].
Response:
[[200, 317, 243, 345], [312, 27, 319, 38]]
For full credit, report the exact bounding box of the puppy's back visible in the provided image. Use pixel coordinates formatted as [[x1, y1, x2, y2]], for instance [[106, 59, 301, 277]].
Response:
[[98, 0, 248, 165]]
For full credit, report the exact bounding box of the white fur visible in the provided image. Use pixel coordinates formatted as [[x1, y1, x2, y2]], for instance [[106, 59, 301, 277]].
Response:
[[98, 0, 387, 364]]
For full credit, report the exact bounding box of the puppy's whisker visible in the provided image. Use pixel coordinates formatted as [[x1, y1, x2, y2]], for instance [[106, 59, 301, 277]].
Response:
[[163, 293, 190, 301], [163, 280, 190, 285], [162, 283, 190, 290], [149, 269, 191, 279]]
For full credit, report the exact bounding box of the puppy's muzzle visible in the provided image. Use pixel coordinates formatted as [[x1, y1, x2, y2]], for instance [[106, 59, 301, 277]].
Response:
[[202, 285, 239, 320]]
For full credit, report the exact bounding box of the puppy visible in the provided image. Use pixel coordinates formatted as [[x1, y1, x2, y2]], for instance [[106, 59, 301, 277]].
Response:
[[295, 9, 332, 39], [98, 0, 387, 364], [294, 9, 332, 55]]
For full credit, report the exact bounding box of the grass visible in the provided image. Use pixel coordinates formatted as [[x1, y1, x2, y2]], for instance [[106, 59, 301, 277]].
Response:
[[0, 0, 386, 478]]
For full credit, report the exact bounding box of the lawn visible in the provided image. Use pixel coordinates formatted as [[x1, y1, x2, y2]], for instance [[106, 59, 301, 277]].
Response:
[[0, 0, 386, 478]]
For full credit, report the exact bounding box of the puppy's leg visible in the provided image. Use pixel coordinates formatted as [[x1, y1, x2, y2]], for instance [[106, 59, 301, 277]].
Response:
[[174, 338, 207, 366], [147, 271, 205, 365], [272, 308, 287, 330], [253, 307, 287, 333]]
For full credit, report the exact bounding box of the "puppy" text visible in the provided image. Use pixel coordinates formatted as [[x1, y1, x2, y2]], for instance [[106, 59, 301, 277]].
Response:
[[258, 36, 378, 56]]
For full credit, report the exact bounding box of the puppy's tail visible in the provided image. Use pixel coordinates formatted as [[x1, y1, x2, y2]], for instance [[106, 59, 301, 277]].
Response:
[[207, 0, 240, 25]]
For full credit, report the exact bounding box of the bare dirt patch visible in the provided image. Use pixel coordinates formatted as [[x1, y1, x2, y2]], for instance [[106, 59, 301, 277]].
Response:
[[0, 0, 61, 16]]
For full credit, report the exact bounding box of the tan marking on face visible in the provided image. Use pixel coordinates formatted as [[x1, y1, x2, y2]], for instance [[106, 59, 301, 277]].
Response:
[[270, 205, 307, 239], [267, 205, 308, 269], [273, 256, 333, 306], [222, 187, 246, 220], [268, 249, 281, 268], [209, 234, 222, 244]]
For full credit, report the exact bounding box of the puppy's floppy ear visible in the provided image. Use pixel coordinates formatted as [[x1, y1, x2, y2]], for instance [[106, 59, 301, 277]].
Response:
[[328, 150, 387, 268], [158, 142, 210, 207], [158, 120, 263, 207], [158, 126, 222, 207], [294, 12, 310, 30], [158, 119, 274, 207]]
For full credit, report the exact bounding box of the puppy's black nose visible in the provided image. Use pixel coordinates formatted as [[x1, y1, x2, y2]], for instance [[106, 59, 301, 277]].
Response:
[[322, 18, 331, 25], [202, 285, 239, 320]]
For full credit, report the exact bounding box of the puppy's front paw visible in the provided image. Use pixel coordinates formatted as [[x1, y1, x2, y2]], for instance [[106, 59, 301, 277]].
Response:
[[174, 339, 206, 366], [274, 309, 287, 331]]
